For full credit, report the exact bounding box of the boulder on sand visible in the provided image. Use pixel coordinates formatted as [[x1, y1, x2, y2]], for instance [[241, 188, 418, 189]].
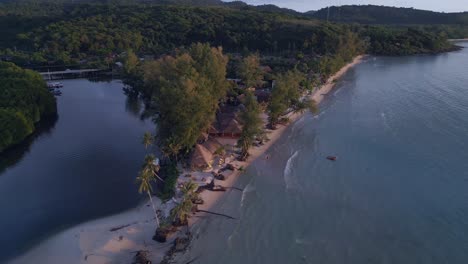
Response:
[[225, 163, 236, 171], [174, 237, 190, 252], [153, 226, 171, 243], [215, 173, 227, 181], [133, 250, 151, 264]]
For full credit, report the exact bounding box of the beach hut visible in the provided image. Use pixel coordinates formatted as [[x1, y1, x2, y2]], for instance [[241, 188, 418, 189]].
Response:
[[197, 132, 209, 143], [208, 105, 243, 138], [221, 118, 242, 138], [190, 144, 214, 170], [202, 138, 223, 154]]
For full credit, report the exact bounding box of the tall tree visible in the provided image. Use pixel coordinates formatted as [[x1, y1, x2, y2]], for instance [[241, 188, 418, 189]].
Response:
[[142, 131, 154, 149], [267, 70, 304, 128], [123, 49, 143, 88], [123, 49, 139, 76], [136, 154, 162, 228], [170, 180, 198, 226], [236, 53, 263, 88], [237, 91, 263, 160], [143, 43, 228, 155]]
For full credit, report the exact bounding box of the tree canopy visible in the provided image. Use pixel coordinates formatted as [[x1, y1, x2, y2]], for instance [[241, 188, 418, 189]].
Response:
[[267, 70, 304, 128], [0, 61, 57, 152], [238, 91, 262, 160], [0, 2, 456, 67], [143, 43, 228, 154], [236, 54, 263, 88], [310, 5, 468, 26]]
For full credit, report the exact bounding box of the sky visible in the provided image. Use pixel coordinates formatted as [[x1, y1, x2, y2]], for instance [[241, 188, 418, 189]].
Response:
[[228, 0, 467, 13]]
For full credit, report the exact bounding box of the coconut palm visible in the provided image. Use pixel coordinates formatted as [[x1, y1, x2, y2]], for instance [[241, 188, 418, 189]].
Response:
[[137, 154, 162, 227], [162, 137, 182, 161], [171, 181, 198, 226], [171, 195, 193, 226], [181, 180, 198, 200], [142, 154, 164, 182], [142, 132, 154, 149]]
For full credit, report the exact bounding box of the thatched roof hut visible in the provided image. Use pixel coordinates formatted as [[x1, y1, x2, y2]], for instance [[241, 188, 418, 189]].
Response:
[[208, 105, 243, 138], [221, 118, 242, 137], [197, 132, 209, 143], [202, 138, 222, 154], [208, 125, 219, 135], [190, 144, 213, 170]]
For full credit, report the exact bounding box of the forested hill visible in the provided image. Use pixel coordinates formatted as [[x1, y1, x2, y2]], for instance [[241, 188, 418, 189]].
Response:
[[0, 2, 458, 67], [0, 0, 301, 15], [310, 5, 468, 25]]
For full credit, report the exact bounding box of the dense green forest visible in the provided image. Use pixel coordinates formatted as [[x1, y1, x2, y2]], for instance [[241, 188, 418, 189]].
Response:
[[0, 62, 57, 152], [0, 2, 458, 68], [311, 5, 468, 25], [362, 26, 456, 55], [310, 5, 468, 39]]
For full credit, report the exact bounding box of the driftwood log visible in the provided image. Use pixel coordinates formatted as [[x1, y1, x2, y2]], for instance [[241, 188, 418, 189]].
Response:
[[196, 209, 236, 220]]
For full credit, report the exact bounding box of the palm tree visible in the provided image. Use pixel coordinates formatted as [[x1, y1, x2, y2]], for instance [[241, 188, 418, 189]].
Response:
[[171, 181, 198, 226], [142, 154, 164, 182], [181, 180, 198, 199], [142, 132, 154, 149], [136, 154, 162, 227], [171, 197, 193, 226], [162, 137, 182, 161]]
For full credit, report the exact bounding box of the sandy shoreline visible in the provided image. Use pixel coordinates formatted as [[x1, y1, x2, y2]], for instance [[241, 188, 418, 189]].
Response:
[[195, 54, 366, 221], [448, 38, 468, 41], [9, 55, 365, 264]]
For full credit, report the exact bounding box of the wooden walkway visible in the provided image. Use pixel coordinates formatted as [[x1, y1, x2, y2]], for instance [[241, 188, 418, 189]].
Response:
[[39, 69, 102, 79]]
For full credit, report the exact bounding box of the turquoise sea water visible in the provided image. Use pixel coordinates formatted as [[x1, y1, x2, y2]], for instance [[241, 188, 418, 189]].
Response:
[[178, 43, 468, 264]]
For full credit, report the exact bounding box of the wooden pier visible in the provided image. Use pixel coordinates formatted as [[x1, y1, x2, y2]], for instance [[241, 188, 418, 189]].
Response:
[[39, 69, 103, 80]]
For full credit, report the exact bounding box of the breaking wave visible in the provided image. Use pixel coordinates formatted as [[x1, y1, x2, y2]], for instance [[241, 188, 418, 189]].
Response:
[[284, 150, 299, 190], [240, 180, 256, 208]]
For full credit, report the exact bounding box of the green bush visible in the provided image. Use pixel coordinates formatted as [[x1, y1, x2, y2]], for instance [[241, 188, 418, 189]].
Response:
[[157, 162, 179, 201]]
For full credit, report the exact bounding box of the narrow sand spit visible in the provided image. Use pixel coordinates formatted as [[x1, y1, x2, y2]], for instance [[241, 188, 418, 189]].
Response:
[[10, 55, 365, 264]]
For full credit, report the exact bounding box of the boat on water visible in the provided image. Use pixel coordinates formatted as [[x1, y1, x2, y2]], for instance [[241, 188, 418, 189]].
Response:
[[47, 82, 63, 89], [51, 89, 62, 96]]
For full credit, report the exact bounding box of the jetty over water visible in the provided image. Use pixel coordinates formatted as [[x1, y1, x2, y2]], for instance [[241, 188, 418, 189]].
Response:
[[39, 69, 102, 80]]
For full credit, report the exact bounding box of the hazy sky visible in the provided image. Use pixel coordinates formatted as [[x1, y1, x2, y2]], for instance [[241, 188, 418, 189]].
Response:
[[230, 0, 467, 13]]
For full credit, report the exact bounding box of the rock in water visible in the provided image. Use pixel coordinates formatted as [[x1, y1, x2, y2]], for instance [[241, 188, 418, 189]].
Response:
[[174, 237, 190, 252]]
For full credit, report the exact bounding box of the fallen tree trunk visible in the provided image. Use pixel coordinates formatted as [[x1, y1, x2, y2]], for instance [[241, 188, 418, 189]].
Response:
[[196, 209, 236, 220], [226, 186, 243, 191]]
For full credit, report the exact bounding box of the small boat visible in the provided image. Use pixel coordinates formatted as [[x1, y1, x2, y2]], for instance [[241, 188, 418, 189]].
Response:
[[51, 90, 62, 96], [47, 82, 63, 89], [326, 156, 337, 161]]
